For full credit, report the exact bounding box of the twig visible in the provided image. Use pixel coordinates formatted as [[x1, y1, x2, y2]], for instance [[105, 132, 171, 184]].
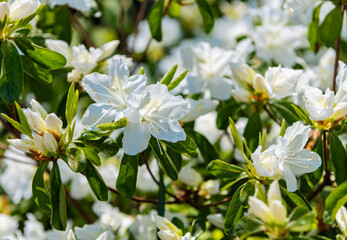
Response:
[[119, 0, 126, 54], [264, 105, 280, 125], [332, 5, 346, 92], [65, 188, 95, 224], [68, 9, 96, 48]]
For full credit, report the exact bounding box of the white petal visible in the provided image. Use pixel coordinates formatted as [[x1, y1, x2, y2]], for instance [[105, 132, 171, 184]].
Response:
[[208, 76, 233, 100], [45, 113, 63, 136], [0, 3, 9, 20], [9, 0, 40, 21], [336, 206, 347, 235], [124, 74, 147, 95], [98, 40, 120, 61], [270, 200, 287, 225], [158, 230, 180, 240], [81, 103, 120, 130], [122, 122, 151, 155], [284, 149, 321, 175], [82, 72, 125, 107], [331, 102, 347, 121], [283, 122, 311, 152], [267, 180, 281, 205], [181, 99, 218, 123], [248, 197, 274, 224], [7, 139, 35, 153], [27, 111, 46, 134], [30, 99, 47, 118], [283, 165, 298, 192], [108, 58, 129, 86], [43, 131, 58, 154]]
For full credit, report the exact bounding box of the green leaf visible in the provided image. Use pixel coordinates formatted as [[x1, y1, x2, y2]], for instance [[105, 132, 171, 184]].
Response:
[[97, 117, 128, 131], [163, 136, 198, 158], [186, 129, 219, 164], [319, 6, 343, 43], [50, 162, 67, 230], [196, 0, 214, 33], [208, 160, 244, 179], [137, 67, 145, 75], [288, 207, 316, 232], [192, 218, 206, 238], [225, 185, 244, 235], [116, 154, 138, 199], [14, 37, 66, 70], [229, 118, 244, 154], [291, 104, 313, 125], [1, 113, 31, 137], [54, 6, 72, 43], [65, 83, 79, 125], [280, 119, 286, 137], [166, 147, 182, 171], [82, 146, 101, 166], [216, 99, 242, 130], [240, 179, 256, 204], [325, 181, 347, 224], [330, 132, 347, 185], [306, 136, 323, 188], [160, 64, 177, 85], [62, 146, 87, 173], [0, 40, 23, 103], [270, 101, 300, 125], [78, 130, 119, 157], [15, 102, 31, 136], [84, 160, 108, 201], [149, 137, 178, 180], [148, 0, 164, 41], [21, 55, 52, 84], [167, 69, 189, 91], [172, 217, 185, 233], [243, 112, 261, 152], [280, 186, 311, 210], [307, 3, 322, 52], [32, 162, 51, 217], [235, 216, 265, 240]]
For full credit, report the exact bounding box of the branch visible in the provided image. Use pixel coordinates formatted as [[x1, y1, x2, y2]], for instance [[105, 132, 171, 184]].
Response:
[[65, 188, 95, 224], [68, 9, 96, 48], [264, 105, 280, 125]]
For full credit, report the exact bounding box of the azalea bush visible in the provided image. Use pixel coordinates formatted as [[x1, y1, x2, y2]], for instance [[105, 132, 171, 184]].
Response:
[[1, 0, 347, 239]]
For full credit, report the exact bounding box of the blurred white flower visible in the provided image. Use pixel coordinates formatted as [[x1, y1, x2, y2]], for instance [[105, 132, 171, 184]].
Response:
[[200, 179, 220, 195], [46, 0, 96, 12], [336, 206, 347, 237], [137, 160, 159, 192], [45, 221, 74, 240], [8, 0, 41, 22], [0, 214, 18, 238], [207, 213, 224, 229], [181, 98, 218, 123], [0, 2, 10, 20], [178, 166, 203, 187], [252, 122, 321, 191], [0, 147, 36, 203], [155, 215, 182, 240], [23, 214, 45, 240], [74, 224, 115, 240]]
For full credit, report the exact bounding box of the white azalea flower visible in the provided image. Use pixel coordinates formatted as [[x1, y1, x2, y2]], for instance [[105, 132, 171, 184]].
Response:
[[8, 99, 63, 159], [178, 166, 203, 187], [180, 42, 234, 100], [336, 206, 347, 237], [248, 180, 287, 225], [155, 215, 182, 240], [46, 0, 96, 12], [180, 98, 218, 122], [8, 0, 41, 22], [81, 58, 147, 130], [122, 83, 188, 155], [207, 213, 224, 229], [0, 2, 10, 20], [265, 66, 302, 99], [23, 213, 45, 240], [201, 179, 220, 195], [74, 224, 115, 240], [0, 214, 18, 238], [252, 122, 321, 191]]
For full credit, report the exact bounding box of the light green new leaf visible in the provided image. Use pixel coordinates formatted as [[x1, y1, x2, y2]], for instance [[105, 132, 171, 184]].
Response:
[[116, 154, 139, 199], [97, 117, 128, 131], [167, 70, 188, 91], [160, 64, 177, 85], [229, 117, 244, 153]]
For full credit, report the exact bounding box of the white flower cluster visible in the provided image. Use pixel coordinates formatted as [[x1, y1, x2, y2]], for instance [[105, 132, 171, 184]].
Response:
[[0, 0, 41, 22]]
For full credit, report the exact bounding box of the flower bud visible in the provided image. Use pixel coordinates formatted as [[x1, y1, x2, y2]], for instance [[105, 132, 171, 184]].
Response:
[[248, 196, 274, 224], [45, 113, 63, 137], [207, 213, 224, 229], [270, 200, 287, 225], [27, 111, 46, 134], [9, 0, 41, 22], [43, 131, 58, 155], [253, 73, 267, 93], [154, 215, 180, 234], [158, 230, 180, 240], [0, 2, 10, 21], [98, 40, 119, 61], [230, 62, 256, 87], [30, 99, 47, 119], [7, 139, 35, 153]]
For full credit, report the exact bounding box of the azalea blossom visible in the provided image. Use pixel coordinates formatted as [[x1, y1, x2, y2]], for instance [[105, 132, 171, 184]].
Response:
[[178, 165, 203, 187], [122, 83, 188, 155], [81, 58, 147, 130], [248, 180, 287, 225], [180, 98, 218, 122], [46, 0, 97, 12], [336, 206, 347, 237], [46, 39, 119, 82], [154, 215, 195, 240], [3, 0, 41, 22], [252, 122, 321, 191], [8, 99, 63, 160]]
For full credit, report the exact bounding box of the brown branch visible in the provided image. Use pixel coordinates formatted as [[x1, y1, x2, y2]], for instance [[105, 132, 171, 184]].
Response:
[[119, 0, 126, 54], [65, 188, 95, 224], [68, 9, 96, 48], [264, 105, 280, 125]]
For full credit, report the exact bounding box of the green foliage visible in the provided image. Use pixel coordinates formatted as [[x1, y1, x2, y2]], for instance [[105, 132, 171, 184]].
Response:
[[235, 216, 265, 240], [208, 160, 244, 179], [216, 99, 242, 130], [61, 145, 87, 173], [148, 0, 164, 41], [84, 160, 108, 201], [116, 154, 139, 199], [21, 55, 53, 84], [325, 181, 347, 224], [288, 207, 317, 232], [160, 64, 178, 85], [243, 112, 261, 152], [191, 218, 206, 238], [32, 163, 51, 217], [0, 41, 23, 103], [163, 135, 198, 158], [225, 185, 244, 235], [97, 117, 129, 131], [65, 83, 79, 125], [167, 70, 188, 91], [306, 136, 324, 188], [50, 162, 67, 230], [329, 132, 347, 185], [280, 185, 312, 210], [196, 0, 214, 33], [319, 6, 343, 43]]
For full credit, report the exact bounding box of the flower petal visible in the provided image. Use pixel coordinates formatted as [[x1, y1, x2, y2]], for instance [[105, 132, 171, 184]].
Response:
[[284, 149, 321, 175], [81, 103, 120, 130], [122, 122, 151, 155]]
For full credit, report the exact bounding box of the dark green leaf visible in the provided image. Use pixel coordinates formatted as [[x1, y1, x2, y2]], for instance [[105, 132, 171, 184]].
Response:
[[14, 37, 66, 70], [330, 132, 347, 185], [0, 40, 23, 103], [243, 112, 261, 152], [240, 179, 256, 204], [21, 55, 52, 84], [163, 136, 198, 158], [208, 160, 244, 178], [225, 185, 244, 235], [196, 0, 214, 33], [186, 129, 219, 164], [32, 162, 51, 216], [166, 147, 182, 171], [116, 154, 138, 199], [270, 101, 300, 125], [192, 218, 206, 238], [288, 207, 316, 232], [84, 160, 108, 201], [172, 217, 185, 233], [150, 137, 178, 180], [148, 0, 164, 41], [235, 216, 265, 240], [306, 136, 323, 188], [280, 186, 311, 210], [54, 7, 72, 43], [216, 99, 242, 130], [50, 162, 67, 230], [325, 181, 347, 223]]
